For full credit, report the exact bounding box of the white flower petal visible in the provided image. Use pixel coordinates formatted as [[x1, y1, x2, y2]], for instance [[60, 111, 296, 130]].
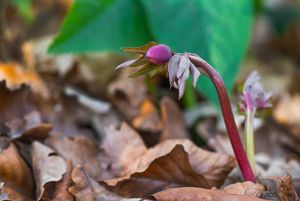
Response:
[[178, 67, 190, 99], [176, 54, 190, 78], [168, 54, 181, 88], [190, 63, 200, 87]]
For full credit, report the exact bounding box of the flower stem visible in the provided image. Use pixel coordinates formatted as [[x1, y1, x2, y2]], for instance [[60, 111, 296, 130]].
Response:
[[188, 55, 256, 182], [244, 108, 256, 173]]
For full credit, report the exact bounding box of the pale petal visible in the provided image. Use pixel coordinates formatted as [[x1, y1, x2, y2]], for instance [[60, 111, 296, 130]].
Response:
[[168, 54, 181, 88], [176, 54, 190, 78], [190, 63, 200, 87], [115, 59, 137, 69], [178, 67, 190, 99]]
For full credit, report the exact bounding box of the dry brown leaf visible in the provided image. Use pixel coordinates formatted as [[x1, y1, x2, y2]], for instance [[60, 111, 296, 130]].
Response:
[[259, 176, 300, 201], [31, 141, 67, 200], [223, 181, 265, 197], [0, 63, 47, 96], [108, 69, 161, 135], [0, 143, 34, 200], [49, 160, 74, 201], [3, 111, 52, 141], [69, 166, 141, 201], [149, 187, 266, 201], [102, 123, 147, 176], [0, 81, 36, 122], [46, 135, 111, 180], [273, 94, 300, 141], [196, 118, 233, 155], [132, 99, 162, 133], [102, 123, 235, 197], [159, 96, 189, 141]]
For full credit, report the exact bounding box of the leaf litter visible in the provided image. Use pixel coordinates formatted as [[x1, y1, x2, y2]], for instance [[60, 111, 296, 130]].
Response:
[[0, 16, 300, 201]]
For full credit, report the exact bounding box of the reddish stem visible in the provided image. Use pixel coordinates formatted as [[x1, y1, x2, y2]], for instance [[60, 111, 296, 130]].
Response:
[[189, 55, 256, 182]]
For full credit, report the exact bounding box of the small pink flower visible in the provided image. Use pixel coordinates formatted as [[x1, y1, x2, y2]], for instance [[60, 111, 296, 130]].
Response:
[[240, 71, 272, 112]]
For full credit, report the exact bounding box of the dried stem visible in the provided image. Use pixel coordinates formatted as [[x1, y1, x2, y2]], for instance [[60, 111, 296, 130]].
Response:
[[188, 55, 256, 182]]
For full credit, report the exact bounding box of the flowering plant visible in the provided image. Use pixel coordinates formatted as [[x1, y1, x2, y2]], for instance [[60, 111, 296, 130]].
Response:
[[239, 71, 272, 172], [116, 42, 256, 182]]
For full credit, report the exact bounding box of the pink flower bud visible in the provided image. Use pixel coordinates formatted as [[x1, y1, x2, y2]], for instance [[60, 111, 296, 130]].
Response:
[[146, 44, 172, 65]]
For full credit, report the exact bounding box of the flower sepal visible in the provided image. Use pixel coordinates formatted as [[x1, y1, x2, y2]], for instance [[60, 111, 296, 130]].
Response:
[[115, 41, 169, 78]]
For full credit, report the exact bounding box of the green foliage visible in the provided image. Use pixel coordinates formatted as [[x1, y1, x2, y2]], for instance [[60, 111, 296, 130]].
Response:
[[141, 0, 253, 107], [48, 0, 151, 53], [10, 0, 34, 22], [49, 0, 253, 107]]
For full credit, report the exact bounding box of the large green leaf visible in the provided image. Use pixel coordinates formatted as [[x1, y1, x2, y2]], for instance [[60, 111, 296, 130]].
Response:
[[48, 0, 152, 53], [141, 0, 253, 107]]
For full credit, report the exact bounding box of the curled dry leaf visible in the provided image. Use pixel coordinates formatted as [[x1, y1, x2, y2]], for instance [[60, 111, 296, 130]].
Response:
[[3, 111, 52, 141], [69, 166, 141, 201], [149, 187, 266, 201], [223, 181, 265, 197], [31, 141, 67, 200], [0, 81, 36, 122], [0, 143, 34, 200], [49, 160, 74, 201], [159, 96, 189, 141], [46, 135, 110, 180], [0, 63, 47, 96], [102, 123, 235, 197]]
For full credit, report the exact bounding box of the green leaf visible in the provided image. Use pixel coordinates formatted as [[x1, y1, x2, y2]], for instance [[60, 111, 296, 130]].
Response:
[[141, 0, 253, 108], [9, 0, 34, 22], [48, 0, 152, 53]]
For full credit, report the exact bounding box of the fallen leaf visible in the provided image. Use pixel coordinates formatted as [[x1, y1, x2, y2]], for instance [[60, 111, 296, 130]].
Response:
[[102, 123, 147, 177], [0, 143, 34, 200], [22, 37, 75, 76], [102, 124, 235, 197], [149, 187, 266, 201], [69, 165, 141, 201], [46, 135, 110, 180], [132, 99, 162, 133], [223, 181, 265, 197], [159, 96, 189, 141], [108, 69, 161, 135], [0, 63, 47, 96], [31, 141, 67, 200], [48, 160, 74, 201], [196, 118, 234, 155], [259, 176, 300, 201], [273, 94, 300, 141], [3, 111, 52, 141], [0, 81, 36, 122]]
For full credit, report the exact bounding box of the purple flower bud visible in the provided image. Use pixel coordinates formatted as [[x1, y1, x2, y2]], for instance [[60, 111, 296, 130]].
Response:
[[146, 44, 172, 65]]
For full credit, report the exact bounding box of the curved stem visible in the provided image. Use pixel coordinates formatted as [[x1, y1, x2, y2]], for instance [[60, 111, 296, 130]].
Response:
[[189, 55, 256, 182]]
